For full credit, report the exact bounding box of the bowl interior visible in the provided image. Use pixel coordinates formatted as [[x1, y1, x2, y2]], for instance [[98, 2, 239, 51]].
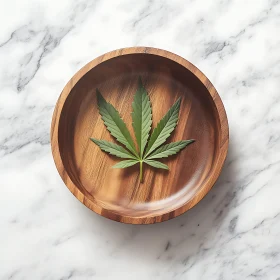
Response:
[[58, 53, 221, 218]]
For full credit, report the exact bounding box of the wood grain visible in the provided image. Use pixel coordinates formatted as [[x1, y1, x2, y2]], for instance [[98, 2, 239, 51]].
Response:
[[51, 47, 229, 224]]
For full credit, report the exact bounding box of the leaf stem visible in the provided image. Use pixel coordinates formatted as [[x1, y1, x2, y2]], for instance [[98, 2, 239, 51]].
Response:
[[139, 161, 143, 183]]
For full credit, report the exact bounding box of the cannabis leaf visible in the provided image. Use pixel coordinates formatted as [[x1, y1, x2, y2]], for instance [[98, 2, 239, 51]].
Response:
[[90, 77, 195, 183]]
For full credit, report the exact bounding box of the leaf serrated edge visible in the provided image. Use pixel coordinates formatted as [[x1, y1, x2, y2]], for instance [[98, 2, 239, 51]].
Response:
[[144, 159, 169, 170], [144, 97, 181, 158], [90, 138, 138, 159], [96, 90, 139, 158], [112, 159, 139, 168], [131, 77, 152, 158], [146, 140, 195, 160]]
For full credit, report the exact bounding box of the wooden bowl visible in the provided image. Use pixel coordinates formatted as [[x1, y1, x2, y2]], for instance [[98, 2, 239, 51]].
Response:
[[51, 47, 229, 224]]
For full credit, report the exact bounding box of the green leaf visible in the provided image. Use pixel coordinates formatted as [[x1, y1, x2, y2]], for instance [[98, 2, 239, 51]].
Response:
[[132, 78, 152, 157], [90, 78, 194, 183], [90, 138, 137, 159], [146, 140, 195, 160], [96, 90, 138, 157], [144, 97, 181, 158], [144, 159, 169, 170], [112, 159, 139, 168]]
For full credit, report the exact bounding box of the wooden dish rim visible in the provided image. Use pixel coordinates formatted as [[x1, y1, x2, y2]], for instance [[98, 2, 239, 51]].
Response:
[[51, 47, 229, 224]]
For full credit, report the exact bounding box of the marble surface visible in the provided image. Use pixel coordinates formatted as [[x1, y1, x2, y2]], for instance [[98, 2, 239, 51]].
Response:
[[1, 0, 280, 279]]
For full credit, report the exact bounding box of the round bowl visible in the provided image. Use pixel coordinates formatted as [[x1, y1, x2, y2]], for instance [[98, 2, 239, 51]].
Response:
[[51, 47, 229, 224]]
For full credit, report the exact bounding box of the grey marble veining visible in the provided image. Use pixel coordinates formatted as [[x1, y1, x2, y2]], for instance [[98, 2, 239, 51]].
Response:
[[1, 0, 280, 279]]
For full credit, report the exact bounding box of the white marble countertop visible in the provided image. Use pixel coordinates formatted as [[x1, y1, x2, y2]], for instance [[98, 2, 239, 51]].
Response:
[[1, 0, 280, 279]]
